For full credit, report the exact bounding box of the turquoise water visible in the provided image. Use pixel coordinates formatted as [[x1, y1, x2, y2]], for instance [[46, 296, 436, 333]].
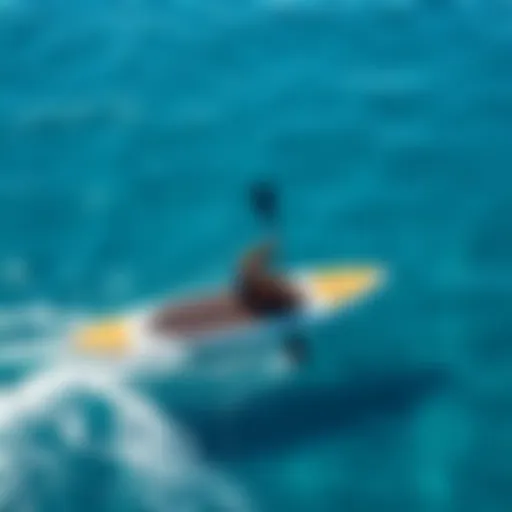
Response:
[[0, 0, 512, 510]]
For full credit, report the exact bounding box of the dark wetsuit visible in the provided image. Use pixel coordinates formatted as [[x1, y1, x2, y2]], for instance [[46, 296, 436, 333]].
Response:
[[235, 242, 300, 316]]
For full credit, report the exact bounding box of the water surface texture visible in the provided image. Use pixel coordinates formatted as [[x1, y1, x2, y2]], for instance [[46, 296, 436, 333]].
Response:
[[0, 0, 511, 511]]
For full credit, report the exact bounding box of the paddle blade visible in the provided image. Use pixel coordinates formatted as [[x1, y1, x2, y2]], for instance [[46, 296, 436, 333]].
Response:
[[250, 181, 278, 224]]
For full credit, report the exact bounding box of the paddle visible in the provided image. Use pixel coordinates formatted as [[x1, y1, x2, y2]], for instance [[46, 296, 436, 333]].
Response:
[[250, 180, 279, 229], [249, 181, 308, 366]]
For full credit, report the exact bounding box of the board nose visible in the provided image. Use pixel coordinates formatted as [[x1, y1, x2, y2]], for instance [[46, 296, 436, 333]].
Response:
[[309, 266, 385, 307], [74, 318, 132, 356]]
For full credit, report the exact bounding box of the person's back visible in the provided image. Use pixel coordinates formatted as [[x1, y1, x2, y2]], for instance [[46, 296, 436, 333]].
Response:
[[235, 241, 300, 316]]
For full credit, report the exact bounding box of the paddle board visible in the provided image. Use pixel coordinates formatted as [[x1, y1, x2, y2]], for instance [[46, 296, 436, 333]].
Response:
[[70, 265, 386, 365]]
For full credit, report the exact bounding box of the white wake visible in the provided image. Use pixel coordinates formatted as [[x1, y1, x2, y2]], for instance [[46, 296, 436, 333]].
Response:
[[0, 362, 252, 512]]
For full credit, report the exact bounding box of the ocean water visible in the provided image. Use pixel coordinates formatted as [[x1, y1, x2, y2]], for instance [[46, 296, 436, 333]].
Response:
[[0, 0, 511, 511]]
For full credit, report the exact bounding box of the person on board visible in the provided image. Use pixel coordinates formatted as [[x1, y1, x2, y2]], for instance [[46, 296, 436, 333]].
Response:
[[235, 239, 301, 316], [236, 238, 307, 363]]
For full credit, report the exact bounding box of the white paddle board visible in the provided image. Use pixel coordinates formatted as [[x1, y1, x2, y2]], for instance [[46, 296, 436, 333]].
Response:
[[69, 265, 386, 366]]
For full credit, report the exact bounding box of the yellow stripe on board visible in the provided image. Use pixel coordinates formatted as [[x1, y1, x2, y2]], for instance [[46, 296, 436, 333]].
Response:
[[74, 319, 132, 356], [309, 267, 384, 307]]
